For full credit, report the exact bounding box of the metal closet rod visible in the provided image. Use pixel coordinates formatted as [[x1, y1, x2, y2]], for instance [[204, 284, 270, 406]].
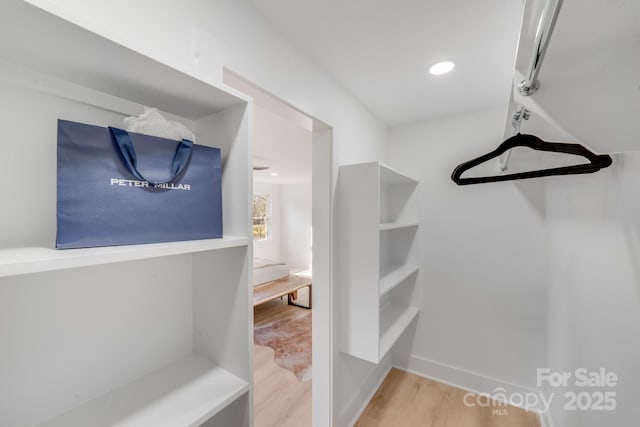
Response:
[[518, 0, 564, 96], [500, 0, 564, 171]]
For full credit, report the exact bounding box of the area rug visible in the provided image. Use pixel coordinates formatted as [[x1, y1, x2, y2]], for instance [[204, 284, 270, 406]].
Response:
[[254, 312, 312, 382]]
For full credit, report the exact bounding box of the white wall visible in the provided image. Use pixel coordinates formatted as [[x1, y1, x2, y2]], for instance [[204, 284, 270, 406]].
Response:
[[386, 104, 639, 426], [281, 183, 312, 269], [546, 153, 640, 427], [253, 181, 312, 271], [41, 1, 389, 425], [388, 108, 548, 394], [253, 181, 282, 261]]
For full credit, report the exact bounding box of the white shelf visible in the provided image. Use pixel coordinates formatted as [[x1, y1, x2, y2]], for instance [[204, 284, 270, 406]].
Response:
[[379, 304, 419, 360], [37, 354, 249, 427], [379, 221, 419, 231], [379, 264, 419, 297], [0, 0, 247, 120], [380, 164, 418, 186], [0, 237, 249, 278]]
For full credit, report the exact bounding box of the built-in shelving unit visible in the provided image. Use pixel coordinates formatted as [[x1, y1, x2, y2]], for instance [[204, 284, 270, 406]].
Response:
[[0, 1, 252, 426], [338, 161, 420, 363]]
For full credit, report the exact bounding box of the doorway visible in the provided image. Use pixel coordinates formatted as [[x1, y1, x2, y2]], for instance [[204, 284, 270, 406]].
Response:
[[224, 71, 332, 427]]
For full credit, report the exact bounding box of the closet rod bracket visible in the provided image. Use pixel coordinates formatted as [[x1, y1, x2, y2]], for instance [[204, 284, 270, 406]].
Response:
[[517, 0, 564, 98], [512, 107, 531, 127], [518, 80, 539, 96]]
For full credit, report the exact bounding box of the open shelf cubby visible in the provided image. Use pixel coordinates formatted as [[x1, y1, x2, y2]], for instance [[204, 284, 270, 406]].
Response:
[[0, 1, 252, 426], [37, 354, 248, 427], [338, 161, 420, 363], [379, 263, 419, 297], [379, 302, 420, 360]]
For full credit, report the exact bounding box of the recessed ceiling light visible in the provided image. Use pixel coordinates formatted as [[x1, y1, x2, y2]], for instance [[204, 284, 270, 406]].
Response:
[[270, 172, 279, 176], [429, 61, 455, 75]]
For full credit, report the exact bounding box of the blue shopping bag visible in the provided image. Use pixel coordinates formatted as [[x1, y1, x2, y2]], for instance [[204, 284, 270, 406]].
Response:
[[56, 119, 223, 249]]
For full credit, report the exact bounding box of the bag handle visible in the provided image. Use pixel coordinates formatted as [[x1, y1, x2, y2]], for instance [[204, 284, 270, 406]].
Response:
[[109, 127, 193, 185]]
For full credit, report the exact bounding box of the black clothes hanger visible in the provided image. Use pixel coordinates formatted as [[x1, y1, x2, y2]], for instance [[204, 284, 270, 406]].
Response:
[[451, 133, 613, 185]]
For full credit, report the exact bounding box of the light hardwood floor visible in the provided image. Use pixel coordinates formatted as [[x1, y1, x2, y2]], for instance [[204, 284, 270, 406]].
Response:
[[254, 300, 539, 427], [356, 368, 541, 427], [254, 297, 312, 427]]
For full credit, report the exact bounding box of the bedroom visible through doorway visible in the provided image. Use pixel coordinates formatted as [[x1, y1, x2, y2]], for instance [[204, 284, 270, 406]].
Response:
[[225, 72, 319, 427]]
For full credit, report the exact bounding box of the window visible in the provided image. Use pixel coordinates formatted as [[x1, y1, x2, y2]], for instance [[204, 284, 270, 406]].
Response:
[[253, 194, 271, 240]]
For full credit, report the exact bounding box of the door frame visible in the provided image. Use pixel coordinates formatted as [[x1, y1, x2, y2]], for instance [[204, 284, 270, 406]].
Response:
[[223, 69, 335, 427]]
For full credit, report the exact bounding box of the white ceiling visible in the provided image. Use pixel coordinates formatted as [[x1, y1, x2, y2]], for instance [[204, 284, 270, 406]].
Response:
[[247, 0, 524, 125], [252, 104, 312, 184], [225, 72, 313, 185]]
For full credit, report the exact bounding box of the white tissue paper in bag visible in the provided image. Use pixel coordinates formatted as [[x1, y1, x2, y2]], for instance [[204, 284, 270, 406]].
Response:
[[124, 107, 196, 142]]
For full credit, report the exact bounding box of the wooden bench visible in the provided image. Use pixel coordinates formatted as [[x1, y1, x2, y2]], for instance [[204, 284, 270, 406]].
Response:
[[253, 275, 312, 308]]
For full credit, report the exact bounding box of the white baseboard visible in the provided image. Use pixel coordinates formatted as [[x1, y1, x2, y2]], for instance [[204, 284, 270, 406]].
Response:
[[338, 358, 392, 427], [394, 354, 551, 419]]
